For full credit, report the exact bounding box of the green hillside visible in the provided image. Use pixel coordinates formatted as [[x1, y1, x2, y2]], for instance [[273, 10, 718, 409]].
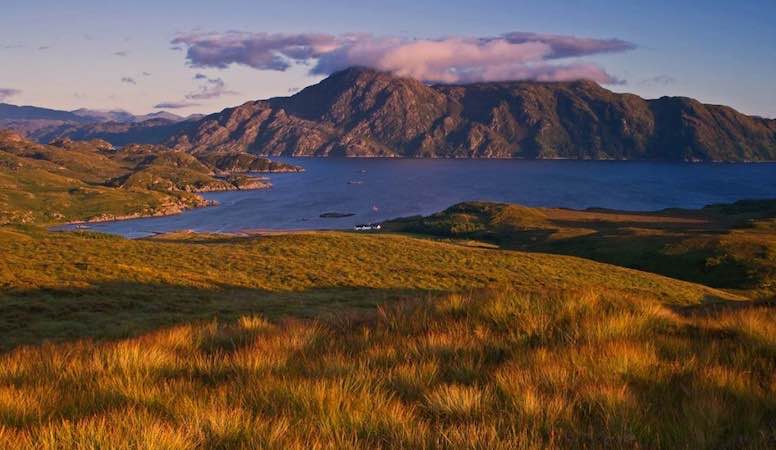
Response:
[[386, 200, 776, 295]]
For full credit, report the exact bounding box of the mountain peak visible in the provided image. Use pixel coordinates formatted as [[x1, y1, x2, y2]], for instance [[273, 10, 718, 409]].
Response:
[[329, 65, 385, 78]]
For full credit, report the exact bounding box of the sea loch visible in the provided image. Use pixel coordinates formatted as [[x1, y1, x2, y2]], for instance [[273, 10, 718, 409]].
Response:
[[85, 158, 776, 237]]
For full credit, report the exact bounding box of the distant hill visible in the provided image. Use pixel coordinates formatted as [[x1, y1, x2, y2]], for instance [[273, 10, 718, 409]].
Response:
[[0, 104, 192, 143], [70, 108, 138, 123], [0, 103, 93, 123], [28, 119, 196, 147], [71, 109, 187, 123], [384, 200, 776, 291]]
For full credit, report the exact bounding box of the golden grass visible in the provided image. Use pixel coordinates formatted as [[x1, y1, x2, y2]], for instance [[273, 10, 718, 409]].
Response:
[[0, 228, 739, 349], [0, 286, 773, 449]]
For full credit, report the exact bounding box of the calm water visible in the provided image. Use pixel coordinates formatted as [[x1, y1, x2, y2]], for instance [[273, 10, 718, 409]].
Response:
[[85, 158, 776, 237]]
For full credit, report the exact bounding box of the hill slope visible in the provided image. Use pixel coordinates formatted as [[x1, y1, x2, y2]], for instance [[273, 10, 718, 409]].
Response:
[[385, 200, 776, 294], [169, 67, 776, 160]]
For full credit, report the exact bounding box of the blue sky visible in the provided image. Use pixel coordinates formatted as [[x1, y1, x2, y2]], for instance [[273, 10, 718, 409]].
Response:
[[1, 0, 774, 117]]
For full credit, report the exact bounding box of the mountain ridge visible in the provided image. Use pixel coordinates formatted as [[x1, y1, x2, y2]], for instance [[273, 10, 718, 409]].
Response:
[[169, 67, 776, 161]]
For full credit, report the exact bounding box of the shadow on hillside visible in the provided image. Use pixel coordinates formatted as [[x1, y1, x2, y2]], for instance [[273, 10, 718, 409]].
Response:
[[492, 227, 757, 290], [0, 282, 433, 353], [668, 296, 776, 317], [548, 218, 721, 233]]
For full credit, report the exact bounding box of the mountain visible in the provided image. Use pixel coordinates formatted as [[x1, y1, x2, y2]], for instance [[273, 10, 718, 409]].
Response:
[[134, 111, 185, 122], [1, 104, 191, 142], [0, 103, 95, 137], [5, 68, 775, 160], [1, 104, 187, 125], [170, 67, 776, 161], [72, 109, 185, 123]]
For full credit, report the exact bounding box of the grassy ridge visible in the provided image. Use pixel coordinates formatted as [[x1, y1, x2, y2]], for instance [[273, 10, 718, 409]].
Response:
[[0, 228, 737, 350], [0, 286, 773, 449]]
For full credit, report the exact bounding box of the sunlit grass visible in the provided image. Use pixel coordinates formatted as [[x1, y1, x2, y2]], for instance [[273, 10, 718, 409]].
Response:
[[0, 286, 773, 449]]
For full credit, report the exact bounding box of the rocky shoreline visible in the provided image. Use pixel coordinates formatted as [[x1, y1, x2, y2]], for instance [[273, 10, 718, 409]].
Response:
[[65, 176, 275, 226]]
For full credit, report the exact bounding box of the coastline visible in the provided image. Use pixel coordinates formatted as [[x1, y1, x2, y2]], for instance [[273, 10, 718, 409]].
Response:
[[53, 199, 219, 229], [59, 174, 281, 227]]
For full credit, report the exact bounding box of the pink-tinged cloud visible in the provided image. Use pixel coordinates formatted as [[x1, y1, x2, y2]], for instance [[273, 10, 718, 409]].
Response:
[[500, 32, 635, 58], [154, 74, 238, 109], [446, 62, 623, 85], [171, 32, 339, 70], [0, 88, 21, 101], [172, 31, 634, 84]]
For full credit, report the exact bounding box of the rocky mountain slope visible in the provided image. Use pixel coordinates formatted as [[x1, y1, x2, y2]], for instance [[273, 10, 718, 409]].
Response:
[[170, 67, 776, 161]]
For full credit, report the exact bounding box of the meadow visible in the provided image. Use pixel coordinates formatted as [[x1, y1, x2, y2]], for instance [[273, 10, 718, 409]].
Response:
[[0, 225, 773, 448]]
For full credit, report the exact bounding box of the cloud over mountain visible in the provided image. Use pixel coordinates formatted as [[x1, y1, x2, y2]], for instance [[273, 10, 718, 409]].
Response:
[[171, 31, 634, 84]]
